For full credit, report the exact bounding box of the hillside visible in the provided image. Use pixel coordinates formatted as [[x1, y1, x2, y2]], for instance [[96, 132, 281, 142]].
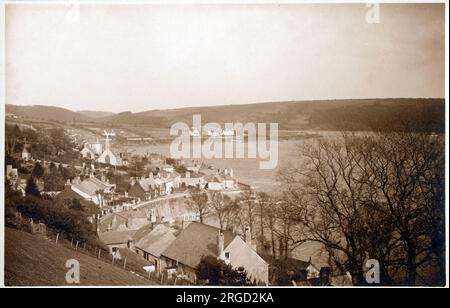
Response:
[[4, 228, 157, 286], [91, 98, 446, 132], [77, 110, 116, 118], [6, 98, 445, 132], [5, 105, 92, 123]]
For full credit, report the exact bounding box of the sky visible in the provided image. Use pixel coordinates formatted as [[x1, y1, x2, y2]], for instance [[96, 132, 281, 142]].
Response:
[[5, 3, 445, 113]]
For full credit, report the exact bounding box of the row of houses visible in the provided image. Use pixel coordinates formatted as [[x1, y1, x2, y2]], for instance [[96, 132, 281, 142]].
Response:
[[126, 168, 239, 203], [99, 219, 271, 285]]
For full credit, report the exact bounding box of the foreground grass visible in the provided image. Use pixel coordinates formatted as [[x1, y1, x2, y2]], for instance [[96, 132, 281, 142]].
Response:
[[4, 228, 158, 286]]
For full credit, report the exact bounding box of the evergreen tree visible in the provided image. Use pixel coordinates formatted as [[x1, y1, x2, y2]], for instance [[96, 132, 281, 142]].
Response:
[[25, 177, 41, 198], [32, 162, 45, 178]]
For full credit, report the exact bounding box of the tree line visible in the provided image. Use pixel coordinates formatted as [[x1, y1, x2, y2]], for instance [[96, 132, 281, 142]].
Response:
[[186, 131, 445, 286]]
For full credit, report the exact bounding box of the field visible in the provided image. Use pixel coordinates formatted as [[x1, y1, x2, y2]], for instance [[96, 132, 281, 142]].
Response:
[[4, 228, 158, 286]]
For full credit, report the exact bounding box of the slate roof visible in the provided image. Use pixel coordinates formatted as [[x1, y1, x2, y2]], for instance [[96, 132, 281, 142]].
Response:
[[134, 224, 177, 258], [161, 222, 235, 269], [55, 187, 99, 212], [98, 230, 137, 245]]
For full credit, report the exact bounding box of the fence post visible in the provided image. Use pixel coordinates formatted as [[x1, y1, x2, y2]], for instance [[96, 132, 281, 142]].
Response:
[[75, 241, 79, 250], [55, 233, 59, 245], [123, 256, 127, 270], [71, 237, 74, 248], [98, 249, 101, 259], [112, 254, 115, 265]]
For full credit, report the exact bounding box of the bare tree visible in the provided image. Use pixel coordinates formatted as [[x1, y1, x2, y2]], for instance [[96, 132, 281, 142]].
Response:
[[233, 189, 257, 237], [187, 187, 209, 224], [280, 131, 445, 286], [208, 191, 233, 231]]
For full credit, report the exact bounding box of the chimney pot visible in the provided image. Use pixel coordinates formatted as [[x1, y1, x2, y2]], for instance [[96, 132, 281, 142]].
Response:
[[217, 232, 224, 256], [245, 227, 252, 246]]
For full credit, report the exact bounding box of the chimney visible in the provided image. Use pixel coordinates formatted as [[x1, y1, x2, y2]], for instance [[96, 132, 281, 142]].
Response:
[[217, 232, 224, 256], [185, 171, 190, 178], [149, 172, 153, 179], [230, 168, 234, 178], [244, 227, 252, 247], [224, 168, 228, 175], [65, 179, 71, 187], [130, 178, 136, 186]]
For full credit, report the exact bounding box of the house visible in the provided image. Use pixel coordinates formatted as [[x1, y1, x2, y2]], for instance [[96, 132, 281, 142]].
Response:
[[80, 144, 96, 159], [127, 176, 162, 201], [261, 254, 322, 285], [180, 171, 205, 188], [127, 179, 154, 202], [6, 165, 26, 196], [55, 185, 99, 214], [160, 222, 269, 285], [22, 147, 31, 161], [6, 165, 19, 182], [133, 224, 178, 274], [98, 229, 137, 259], [98, 210, 149, 232], [68, 175, 116, 208], [128, 171, 180, 201], [205, 169, 236, 191]]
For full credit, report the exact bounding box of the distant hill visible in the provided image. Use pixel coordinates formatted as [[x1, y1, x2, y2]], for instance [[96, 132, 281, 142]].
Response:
[[4, 228, 157, 286], [6, 98, 445, 132], [5, 104, 92, 123], [77, 110, 116, 118], [96, 98, 445, 133]]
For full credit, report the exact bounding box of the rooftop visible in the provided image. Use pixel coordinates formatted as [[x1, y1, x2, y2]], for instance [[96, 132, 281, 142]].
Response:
[[161, 222, 235, 269]]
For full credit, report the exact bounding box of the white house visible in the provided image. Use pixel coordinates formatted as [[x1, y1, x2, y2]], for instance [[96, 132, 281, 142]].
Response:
[[22, 147, 31, 161], [80, 144, 96, 159]]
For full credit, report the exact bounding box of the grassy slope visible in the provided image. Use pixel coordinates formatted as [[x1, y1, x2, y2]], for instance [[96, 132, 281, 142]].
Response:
[[4, 228, 157, 286]]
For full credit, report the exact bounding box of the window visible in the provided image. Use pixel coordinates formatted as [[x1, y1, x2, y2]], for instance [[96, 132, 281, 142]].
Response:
[[225, 252, 230, 259]]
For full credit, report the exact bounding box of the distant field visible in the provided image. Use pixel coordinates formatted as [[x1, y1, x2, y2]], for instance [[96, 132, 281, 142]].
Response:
[[4, 228, 158, 286]]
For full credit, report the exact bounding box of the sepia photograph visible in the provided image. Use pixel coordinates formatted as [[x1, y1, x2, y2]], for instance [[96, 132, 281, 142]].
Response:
[[1, 0, 448, 292]]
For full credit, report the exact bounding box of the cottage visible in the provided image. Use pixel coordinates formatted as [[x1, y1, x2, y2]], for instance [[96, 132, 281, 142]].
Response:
[[22, 147, 31, 161], [98, 230, 137, 259], [134, 224, 177, 274], [180, 171, 205, 188], [160, 222, 269, 285], [68, 175, 116, 208], [99, 210, 149, 232], [204, 168, 236, 191]]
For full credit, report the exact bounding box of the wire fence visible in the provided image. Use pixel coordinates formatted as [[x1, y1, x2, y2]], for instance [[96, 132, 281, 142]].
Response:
[[29, 220, 191, 285]]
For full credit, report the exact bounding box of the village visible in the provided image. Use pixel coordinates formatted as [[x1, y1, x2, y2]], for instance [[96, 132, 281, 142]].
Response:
[[4, 122, 349, 286]]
